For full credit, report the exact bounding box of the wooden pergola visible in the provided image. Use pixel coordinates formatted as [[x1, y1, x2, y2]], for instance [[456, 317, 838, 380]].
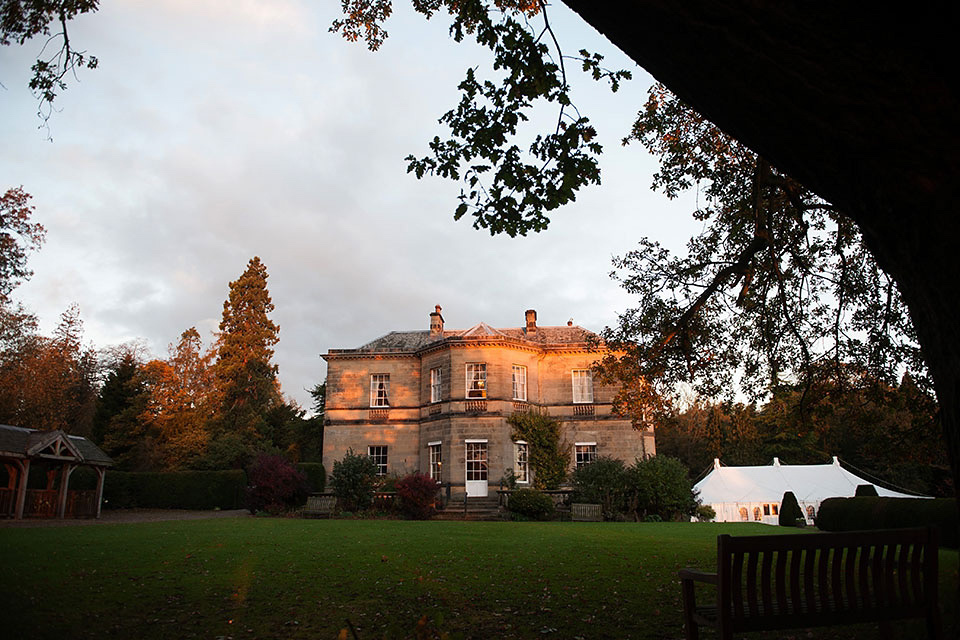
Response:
[[0, 424, 113, 519]]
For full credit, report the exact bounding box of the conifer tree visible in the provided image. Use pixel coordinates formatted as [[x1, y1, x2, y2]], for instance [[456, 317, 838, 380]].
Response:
[[208, 257, 281, 467]]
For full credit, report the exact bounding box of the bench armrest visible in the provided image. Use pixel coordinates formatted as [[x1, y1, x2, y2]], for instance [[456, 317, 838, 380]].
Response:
[[678, 568, 718, 585]]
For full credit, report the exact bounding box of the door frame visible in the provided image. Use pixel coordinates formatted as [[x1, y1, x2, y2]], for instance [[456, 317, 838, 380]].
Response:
[[464, 439, 488, 497]]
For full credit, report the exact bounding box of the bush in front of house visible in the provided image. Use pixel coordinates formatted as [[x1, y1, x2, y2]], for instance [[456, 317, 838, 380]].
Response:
[[695, 504, 717, 522], [626, 455, 698, 522], [816, 496, 959, 547], [778, 491, 806, 527], [395, 472, 440, 519], [571, 456, 629, 520], [297, 462, 326, 493], [103, 469, 247, 509], [508, 488, 556, 520], [855, 483, 879, 496], [331, 448, 379, 512], [245, 454, 309, 514]]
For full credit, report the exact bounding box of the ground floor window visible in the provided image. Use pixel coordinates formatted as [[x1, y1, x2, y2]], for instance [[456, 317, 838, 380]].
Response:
[[740, 507, 748, 521], [753, 507, 762, 521], [368, 445, 388, 476], [575, 443, 597, 469], [514, 441, 529, 484], [428, 442, 442, 481]]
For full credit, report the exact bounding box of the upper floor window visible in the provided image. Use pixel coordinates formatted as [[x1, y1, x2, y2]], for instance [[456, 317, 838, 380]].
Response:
[[572, 369, 593, 404], [430, 367, 442, 403], [368, 445, 388, 476], [466, 363, 487, 398], [370, 373, 390, 407], [512, 365, 527, 401]]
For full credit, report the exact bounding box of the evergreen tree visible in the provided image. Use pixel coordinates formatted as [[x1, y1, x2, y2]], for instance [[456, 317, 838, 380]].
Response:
[[92, 350, 142, 446], [97, 358, 156, 471], [208, 257, 281, 467]]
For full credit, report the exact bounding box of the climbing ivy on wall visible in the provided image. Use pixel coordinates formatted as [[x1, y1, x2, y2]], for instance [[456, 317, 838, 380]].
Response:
[[508, 411, 572, 490]]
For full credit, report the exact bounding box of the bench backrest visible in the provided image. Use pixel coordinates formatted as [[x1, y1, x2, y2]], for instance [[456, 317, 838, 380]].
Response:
[[571, 503, 603, 522], [717, 528, 938, 629], [306, 495, 336, 511]]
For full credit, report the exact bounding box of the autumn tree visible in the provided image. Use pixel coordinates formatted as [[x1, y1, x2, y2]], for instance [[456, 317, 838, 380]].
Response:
[[207, 257, 282, 468], [138, 328, 216, 470], [0, 303, 98, 435], [1, 187, 46, 301]]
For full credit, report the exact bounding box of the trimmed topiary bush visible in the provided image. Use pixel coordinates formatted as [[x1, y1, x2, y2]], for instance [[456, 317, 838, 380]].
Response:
[[330, 448, 378, 512], [508, 488, 556, 520], [245, 454, 309, 514], [778, 491, 805, 527], [855, 484, 879, 496], [816, 496, 958, 547], [395, 472, 440, 519]]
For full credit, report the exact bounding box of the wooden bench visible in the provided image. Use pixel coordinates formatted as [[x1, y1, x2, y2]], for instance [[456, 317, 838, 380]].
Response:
[[302, 494, 336, 518], [571, 503, 602, 522], [679, 528, 941, 639]]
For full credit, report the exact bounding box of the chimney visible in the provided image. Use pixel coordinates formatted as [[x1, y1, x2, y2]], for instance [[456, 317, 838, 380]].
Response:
[[429, 305, 444, 336], [524, 309, 537, 335]]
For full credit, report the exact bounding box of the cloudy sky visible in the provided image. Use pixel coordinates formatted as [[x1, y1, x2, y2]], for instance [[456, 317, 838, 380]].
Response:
[[1, 1, 701, 411]]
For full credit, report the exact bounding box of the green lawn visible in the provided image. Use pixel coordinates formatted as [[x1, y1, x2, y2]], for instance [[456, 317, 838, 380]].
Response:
[[1, 519, 956, 639]]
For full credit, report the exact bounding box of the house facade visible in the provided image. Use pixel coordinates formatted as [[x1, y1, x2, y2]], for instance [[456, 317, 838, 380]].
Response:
[[322, 307, 655, 497]]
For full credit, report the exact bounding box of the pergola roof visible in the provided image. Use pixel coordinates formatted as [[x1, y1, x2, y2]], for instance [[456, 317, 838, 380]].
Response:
[[0, 424, 113, 467]]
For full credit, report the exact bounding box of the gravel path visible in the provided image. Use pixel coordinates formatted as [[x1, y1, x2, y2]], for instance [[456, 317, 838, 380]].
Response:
[[0, 508, 250, 528]]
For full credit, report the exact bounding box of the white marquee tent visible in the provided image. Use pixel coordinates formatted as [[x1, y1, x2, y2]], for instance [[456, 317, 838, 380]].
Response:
[[694, 457, 924, 525]]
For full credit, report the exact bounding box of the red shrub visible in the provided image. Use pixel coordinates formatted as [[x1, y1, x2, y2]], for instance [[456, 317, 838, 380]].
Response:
[[245, 454, 309, 514], [395, 472, 440, 520]]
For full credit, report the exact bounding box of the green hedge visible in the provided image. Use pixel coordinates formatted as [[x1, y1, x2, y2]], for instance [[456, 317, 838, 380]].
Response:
[[817, 497, 959, 548], [103, 470, 247, 510], [297, 463, 326, 493]]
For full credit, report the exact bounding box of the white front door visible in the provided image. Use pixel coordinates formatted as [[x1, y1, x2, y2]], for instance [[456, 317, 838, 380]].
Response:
[[465, 440, 488, 497]]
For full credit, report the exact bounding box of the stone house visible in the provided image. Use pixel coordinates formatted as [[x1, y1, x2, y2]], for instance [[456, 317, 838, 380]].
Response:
[[322, 307, 655, 496]]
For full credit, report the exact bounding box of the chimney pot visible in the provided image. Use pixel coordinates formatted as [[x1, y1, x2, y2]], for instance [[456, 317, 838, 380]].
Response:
[[525, 309, 537, 334], [430, 305, 444, 335]]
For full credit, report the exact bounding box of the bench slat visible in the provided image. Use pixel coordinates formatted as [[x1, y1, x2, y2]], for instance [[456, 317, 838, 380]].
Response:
[[774, 549, 788, 614]]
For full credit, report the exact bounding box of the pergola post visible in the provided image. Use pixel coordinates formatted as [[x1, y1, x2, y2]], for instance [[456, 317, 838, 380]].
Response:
[[57, 464, 77, 519], [94, 466, 106, 519], [14, 459, 30, 520]]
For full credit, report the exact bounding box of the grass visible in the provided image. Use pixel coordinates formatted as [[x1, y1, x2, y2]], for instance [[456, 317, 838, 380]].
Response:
[[1, 518, 957, 639]]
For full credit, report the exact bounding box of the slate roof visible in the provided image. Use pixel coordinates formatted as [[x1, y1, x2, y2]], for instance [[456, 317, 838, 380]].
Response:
[[339, 323, 596, 354], [0, 424, 113, 466]]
